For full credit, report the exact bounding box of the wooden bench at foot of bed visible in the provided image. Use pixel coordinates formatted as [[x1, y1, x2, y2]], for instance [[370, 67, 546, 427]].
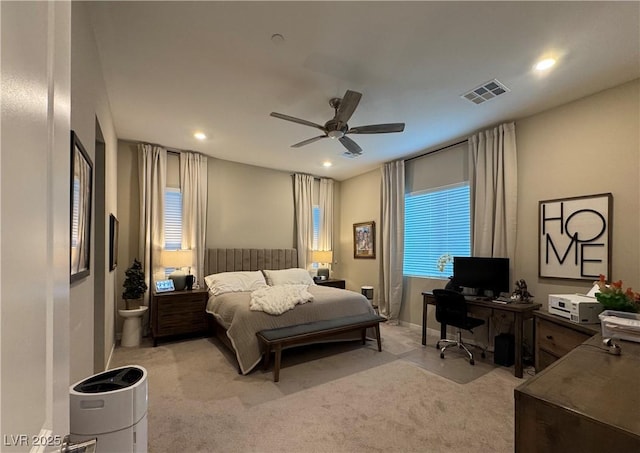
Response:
[[256, 313, 386, 382]]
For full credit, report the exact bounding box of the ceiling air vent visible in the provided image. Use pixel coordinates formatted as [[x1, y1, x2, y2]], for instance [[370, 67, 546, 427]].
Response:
[[461, 79, 510, 105]]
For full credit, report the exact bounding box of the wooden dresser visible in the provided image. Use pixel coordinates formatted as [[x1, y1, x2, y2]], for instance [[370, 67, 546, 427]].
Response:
[[151, 288, 209, 346], [533, 310, 600, 372], [515, 333, 640, 452]]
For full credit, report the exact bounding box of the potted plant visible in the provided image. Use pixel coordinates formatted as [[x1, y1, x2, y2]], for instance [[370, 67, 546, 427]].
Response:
[[122, 259, 148, 310], [593, 274, 640, 313]]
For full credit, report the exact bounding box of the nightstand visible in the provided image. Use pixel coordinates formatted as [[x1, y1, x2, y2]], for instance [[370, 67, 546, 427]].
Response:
[[315, 278, 346, 289], [151, 288, 209, 346]]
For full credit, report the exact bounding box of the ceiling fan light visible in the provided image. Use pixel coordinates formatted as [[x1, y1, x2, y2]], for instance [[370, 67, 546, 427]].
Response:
[[328, 130, 344, 139]]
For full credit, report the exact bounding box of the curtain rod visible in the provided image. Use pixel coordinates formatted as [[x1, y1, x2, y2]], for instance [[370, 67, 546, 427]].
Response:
[[404, 139, 468, 163], [132, 139, 204, 157]]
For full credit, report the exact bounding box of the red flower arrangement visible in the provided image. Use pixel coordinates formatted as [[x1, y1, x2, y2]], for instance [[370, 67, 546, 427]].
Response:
[[594, 274, 640, 313]]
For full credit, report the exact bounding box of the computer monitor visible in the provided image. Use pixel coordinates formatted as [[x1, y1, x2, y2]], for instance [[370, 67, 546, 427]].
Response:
[[453, 256, 510, 296]]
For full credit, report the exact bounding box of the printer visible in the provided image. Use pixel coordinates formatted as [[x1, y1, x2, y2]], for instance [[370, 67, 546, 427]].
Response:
[[548, 294, 603, 324]]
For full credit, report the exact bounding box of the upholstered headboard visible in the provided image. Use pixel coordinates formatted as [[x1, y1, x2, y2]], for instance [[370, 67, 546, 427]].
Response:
[[204, 248, 298, 276]]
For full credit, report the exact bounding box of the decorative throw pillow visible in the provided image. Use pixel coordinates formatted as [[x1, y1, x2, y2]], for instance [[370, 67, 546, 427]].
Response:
[[263, 268, 315, 286], [204, 271, 268, 296]]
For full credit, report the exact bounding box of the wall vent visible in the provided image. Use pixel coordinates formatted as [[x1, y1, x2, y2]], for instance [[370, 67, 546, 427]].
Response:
[[461, 79, 510, 105]]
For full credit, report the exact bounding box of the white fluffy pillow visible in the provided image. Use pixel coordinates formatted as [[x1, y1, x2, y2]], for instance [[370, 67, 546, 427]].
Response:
[[204, 271, 268, 296], [263, 268, 315, 286]]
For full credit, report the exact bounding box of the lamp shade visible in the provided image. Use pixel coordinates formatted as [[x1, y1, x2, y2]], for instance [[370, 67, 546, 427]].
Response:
[[312, 250, 333, 264], [160, 249, 193, 268], [160, 249, 193, 291]]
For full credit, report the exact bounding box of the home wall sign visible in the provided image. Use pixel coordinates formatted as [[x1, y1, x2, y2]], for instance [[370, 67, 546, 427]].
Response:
[[539, 193, 612, 280]]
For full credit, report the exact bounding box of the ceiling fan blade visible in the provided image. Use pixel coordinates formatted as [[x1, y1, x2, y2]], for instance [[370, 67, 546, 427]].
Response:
[[270, 112, 325, 131], [291, 135, 327, 148], [348, 123, 405, 134], [338, 136, 362, 155], [335, 90, 362, 124]]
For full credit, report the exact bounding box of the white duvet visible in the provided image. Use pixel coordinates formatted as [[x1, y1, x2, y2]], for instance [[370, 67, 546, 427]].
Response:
[[249, 284, 314, 315]]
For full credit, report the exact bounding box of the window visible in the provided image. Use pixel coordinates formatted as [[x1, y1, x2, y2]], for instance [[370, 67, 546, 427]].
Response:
[[404, 183, 471, 278], [164, 188, 182, 250], [71, 180, 80, 248], [311, 205, 320, 268], [164, 188, 182, 276]]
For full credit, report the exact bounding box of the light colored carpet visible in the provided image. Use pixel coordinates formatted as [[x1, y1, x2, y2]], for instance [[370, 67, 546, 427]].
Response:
[[110, 323, 528, 453]]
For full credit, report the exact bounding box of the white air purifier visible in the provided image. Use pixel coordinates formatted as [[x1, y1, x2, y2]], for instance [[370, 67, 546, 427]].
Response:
[[70, 365, 148, 453]]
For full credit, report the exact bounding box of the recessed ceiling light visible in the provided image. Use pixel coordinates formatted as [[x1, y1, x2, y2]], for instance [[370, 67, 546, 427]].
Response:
[[194, 132, 206, 140], [322, 161, 333, 168], [534, 58, 556, 71]]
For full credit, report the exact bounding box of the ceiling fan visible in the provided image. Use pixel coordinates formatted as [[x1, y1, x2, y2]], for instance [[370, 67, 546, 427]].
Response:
[[270, 90, 405, 157]]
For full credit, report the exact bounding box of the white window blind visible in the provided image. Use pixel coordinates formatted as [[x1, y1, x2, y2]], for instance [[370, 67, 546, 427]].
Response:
[[404, 183, 471, 278], [71, 180, 80, 248], [312, 205, 320, 250], [164, 188, 182, 250], [311, 205, 320, 268]]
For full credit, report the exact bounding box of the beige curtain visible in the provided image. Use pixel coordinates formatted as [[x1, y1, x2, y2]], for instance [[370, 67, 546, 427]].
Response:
[[180, 152, 208, 284], [379, 160, 405, 322], [318, 178, 334, 251], [469, 122, 518, 260], [138, 143, 167, 306], [294, 173, 314, 268]]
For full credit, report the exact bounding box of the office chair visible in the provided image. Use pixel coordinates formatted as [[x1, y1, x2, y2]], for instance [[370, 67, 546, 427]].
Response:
[[433, 289, 486, 365]]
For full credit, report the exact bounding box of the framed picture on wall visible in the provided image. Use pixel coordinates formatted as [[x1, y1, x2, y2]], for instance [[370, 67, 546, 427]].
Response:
[[70, 131, 93, 283], [538, 193, 612, 280], [353, 221, 376, 259], [109, 214, 119, 271]]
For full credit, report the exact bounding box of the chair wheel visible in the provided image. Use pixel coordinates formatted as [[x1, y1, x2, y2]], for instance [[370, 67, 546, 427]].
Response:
[[440, 352, 445, 359], [470, 359, 475, 365], [481, 352, 486, 359]]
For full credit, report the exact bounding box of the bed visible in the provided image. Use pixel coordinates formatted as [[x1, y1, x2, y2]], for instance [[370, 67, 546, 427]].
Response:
[[204, 248, 377, 374]]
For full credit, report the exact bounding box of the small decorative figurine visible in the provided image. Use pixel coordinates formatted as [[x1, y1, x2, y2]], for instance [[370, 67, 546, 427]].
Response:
[[512, 279, 533, 302]]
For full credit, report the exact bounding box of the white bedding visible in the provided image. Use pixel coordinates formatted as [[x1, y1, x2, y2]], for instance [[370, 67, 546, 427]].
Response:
[[206, 285, 376, 374], [249, 284, 314, 315]]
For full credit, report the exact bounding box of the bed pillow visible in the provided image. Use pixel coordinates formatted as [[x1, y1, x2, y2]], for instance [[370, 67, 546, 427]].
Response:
[[263, 268, 315, 286], [204, 271, 268, 296]]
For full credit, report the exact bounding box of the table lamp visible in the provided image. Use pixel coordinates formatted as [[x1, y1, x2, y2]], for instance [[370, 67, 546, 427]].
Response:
[[160, 249, 193, 290], [312, 250, 333, 280]]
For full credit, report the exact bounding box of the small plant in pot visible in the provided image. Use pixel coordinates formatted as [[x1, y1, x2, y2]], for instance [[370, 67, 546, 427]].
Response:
[[122, 259, 148, 310]]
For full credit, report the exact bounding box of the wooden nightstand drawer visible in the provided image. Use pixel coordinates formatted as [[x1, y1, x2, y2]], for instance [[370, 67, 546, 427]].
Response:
[[152, 288, 209, 346]]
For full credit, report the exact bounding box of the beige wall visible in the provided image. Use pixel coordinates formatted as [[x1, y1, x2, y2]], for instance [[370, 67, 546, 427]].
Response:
[[70, 2, 119, 381], [206, 159, 295, 249], [340, 79, 640, 341], [515, 79, 639, 306], [339, 170, 381, 297]]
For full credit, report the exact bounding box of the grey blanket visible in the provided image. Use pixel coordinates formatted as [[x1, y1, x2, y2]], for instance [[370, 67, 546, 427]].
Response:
[[206, 285, 376, 374]]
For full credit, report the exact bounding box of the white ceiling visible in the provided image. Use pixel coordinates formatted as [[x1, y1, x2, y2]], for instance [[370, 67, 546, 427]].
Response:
[[87, 1, 639, 181]]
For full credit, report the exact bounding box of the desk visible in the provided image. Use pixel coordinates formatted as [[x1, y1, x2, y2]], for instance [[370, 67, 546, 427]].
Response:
[[422, 291, 541, 378], [515, 333, 640, 451]]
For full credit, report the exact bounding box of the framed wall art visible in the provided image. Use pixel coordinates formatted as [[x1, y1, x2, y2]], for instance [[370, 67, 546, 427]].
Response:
[[70, 131, 93, 282], [353, 221, 376, 259], [109, 214, 119, 271], [539, 193, 612, 280]]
